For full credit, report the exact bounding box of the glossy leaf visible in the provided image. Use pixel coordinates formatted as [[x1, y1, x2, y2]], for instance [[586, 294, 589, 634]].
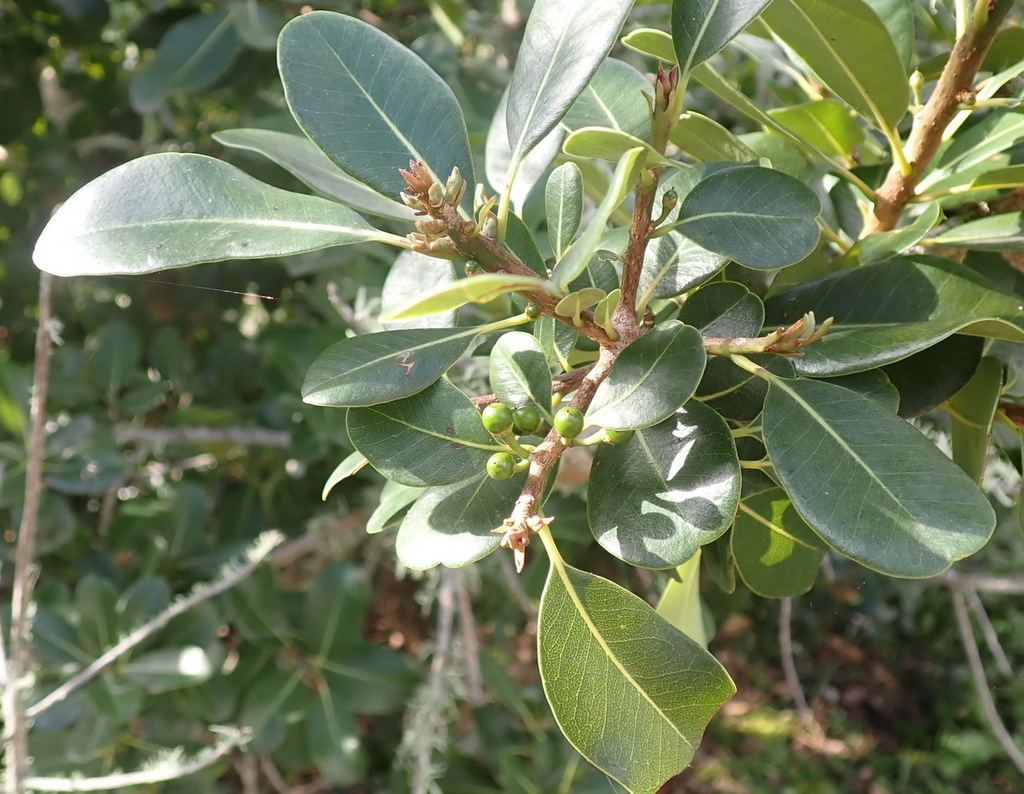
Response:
[[671, 0, 772, 73], [129, 11, 240, 113], [506, 0, 634, 164], [948, 356, 1002, 484], [823, 370, 900, 413], [856, 202, 941, 265], [767, 100, 865, 164], [33, 154, 396, 277], [675, 166, 821, 269], [563, 127, 672, 166], [732, 488, 825, 598], [302, 327, 478, 407], [929, 212, 1024, 251], [670, 113, 759, 162], [588, 321, 706, 430], [535, 315, 576, 370], [764, 256, 1024, 376], [763, 376, 995, 577], [539, 562, 735, 792], [490, 332, 553, 418], [639, 232, 729, 301], [621, 28, 676, 63], [278, 11, 474, 204], [213, 128, 414, 221], [546, 163, 584, 258], [486, 89, 565, 211], [366, 480, 426, 534], [761, 0, 908, 128], [321, 450, 369, 500], [970, 165, 1024, 192], [696, 355, 795, 423], [562, 57, 652, 140], [679, 281, 764, 337], [589, 402, 741, 568], [918, 113, 1024, 194], [381, 274, 556, 322], [396, 470, 530, 568], [381, 252, 458, 330], [347, 379, 500, 487], [550, 147, 644, 289]]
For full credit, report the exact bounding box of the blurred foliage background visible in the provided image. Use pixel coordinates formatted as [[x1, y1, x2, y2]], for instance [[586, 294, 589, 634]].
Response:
[[2, 0, 1023, 791]]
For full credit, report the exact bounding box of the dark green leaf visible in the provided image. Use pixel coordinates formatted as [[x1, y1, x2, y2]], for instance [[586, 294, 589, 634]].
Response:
[[948, 356, 1003, 484], [75, 575, 119, 652], [761, 0, 908, 127], [123, 646, 215, 693], [639, 231, 729, 300], [33, 154, 395, 277], [763, 376, 995, 577], [882, 334, 985, 418], [490, 332, 553, 418], [764, 255, 1024, 376], [322, 647, 417, 715], [546, 163, 584, 258], [93, 319, 139, 393], [229, 0, 282, 50], [239, 670, 309, 753], [823, 370, 899, 413], [278, 11, 474, 204], [930, 212, 1024, 251], [856, 202, 941, 264], [671, 0, 772, 73], [506, 0, 634, 164], [309, 686, 368, 784], [116, 577, 170, 630], [396, 470, 528, 568], [302, 327, 478, 407], [347, 379, 500, 486], [696, 355, 795, 423], [301, 562, 369, 660], [861, 0, 914, 68], [129, 11, 240, 113], [680, 281, 764, 337], [587, 321, 707, 430], [675, 166, 821, 269], [539, 563, 735, 792], [213, 128, 414, 221], [562, 57, 652, 140], [535, 315, 577, 370], [732, 488, 825, 598], [588, 402, 740, 568]]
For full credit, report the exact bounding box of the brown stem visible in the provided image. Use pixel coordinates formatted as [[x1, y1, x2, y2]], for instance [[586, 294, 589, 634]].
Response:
[[866, 0, 1015, 233]]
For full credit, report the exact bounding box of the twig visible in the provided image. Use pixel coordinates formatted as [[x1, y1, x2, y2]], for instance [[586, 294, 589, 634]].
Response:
[[779, 597, 813, 727], [949, 586, 1024, 775], [269, 511, 367, 568], [26, 531, 283, 719], [3, 272, 53, 794], [114, 426, 292, 447], [258, 756, 291, 794], [326, 281, 373, 335], [938, 571, 1024, 594], [965, 588, 1013, 677], [867, 0, 1016, 232], [454, 572, 485, 705]]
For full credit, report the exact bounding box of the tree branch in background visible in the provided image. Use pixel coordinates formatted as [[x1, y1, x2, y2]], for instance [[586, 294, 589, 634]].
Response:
[[867, 0, 1016, 232]]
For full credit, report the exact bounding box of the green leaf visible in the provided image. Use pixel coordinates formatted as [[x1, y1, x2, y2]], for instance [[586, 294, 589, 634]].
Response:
[[929, 212, 1024, 251], [732, 488, 825, 598], [589, 401, 741, 568], [309, 686, 368, 784], [489, 332, 553, 418], [671, 0, 772, 73], [322, 647, 417, 715], [761, 0, 908, 128], [696, 355, 796, 423], [679, 281, 764, 337], [301, 562, 369, 660], [506, 0, 635, 165], [278, 11, 474, 205], [764, 255, 1024, 376], [621, 28, 676, 63], [93, 319, 139, 393], [486, 89, 565, 211], [861, 0, 914, 69], [123, 646, 215, 693], [670, 112, 760, 162], [321, 450, 368, 500], [213, 128, 414, 221], [767, 100, 865, 164], [538, 562, 735, 792], [763, 376, 995, 577], [535, 315, 577, 370], [33, 153, 395, 277], [970, 165, 1024, 192], [366, 480, 425, 534], [856, 202, 941, 265], [75, 575, 119, 651], [302, 327, 478, 407], [675, 166, 821, 270], [562, 57, 652, 140], [229, 0, 282, 50], [824, 370, 900, 413], [117, 577, 171, 630], [550, 147, 645, 289], [656, 552, 707, 646], [129, 11, 240, 113], [347, 379, 499, 487], [948, 356, 1002, 484], [563, 127, 672, 166], [396, 470, 527, 568], [918, 113, 1024, 194], [546, 163, 584, 259], [381, 252, 458, 330], [381, 274, 556, 322], [587, 321, 707, 430]]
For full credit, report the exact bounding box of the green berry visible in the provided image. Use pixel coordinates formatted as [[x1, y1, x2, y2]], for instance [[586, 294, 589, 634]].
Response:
[[481, 402, 514, 434], [604, 428, 634, 445], [486, 452, 516, 480], [553, 405, 585, 439], [513, 405, 542, 434], [525, 302, 542, 320], [465, 261, 482, 276]]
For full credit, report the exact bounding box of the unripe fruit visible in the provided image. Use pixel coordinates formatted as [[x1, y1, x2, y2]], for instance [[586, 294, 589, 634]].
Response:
[[481, 402, 514, 434], [513, 404, 542, 434], [486, 452, 516, 480], [465, 261, 482, 276], [604, 428, 635, 445], [553, 405, 585, 439], [525, 302, 542, 320]]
